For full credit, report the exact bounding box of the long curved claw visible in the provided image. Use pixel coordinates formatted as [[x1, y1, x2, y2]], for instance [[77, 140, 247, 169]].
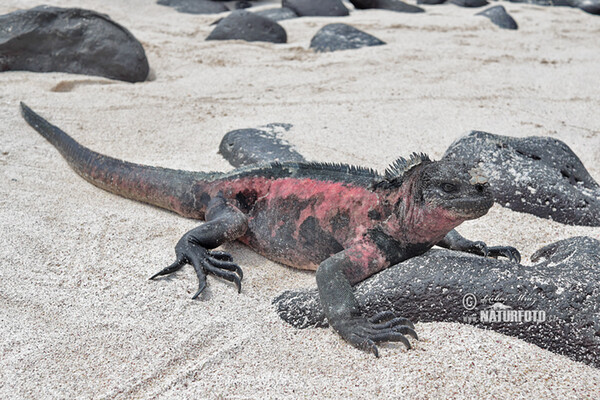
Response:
[[371, 316, 416, 331], [486, 246, 521, 264], [468, 241, 489, 257], [200, 258, 242, 293], [205, 254, 244, 280], [149, 258, 185, 280], [192, 278, 207, 300], [188, 253, 209, 299], [207, 250, 234, 262], [368, 310, 398, 324], [333, 313, 417, 357], [391, 325, 419, 340], [370, 332, 411, 350]]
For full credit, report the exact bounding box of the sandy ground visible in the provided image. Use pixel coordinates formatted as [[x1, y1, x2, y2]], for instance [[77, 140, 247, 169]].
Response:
[[1, 0, 600, 398]]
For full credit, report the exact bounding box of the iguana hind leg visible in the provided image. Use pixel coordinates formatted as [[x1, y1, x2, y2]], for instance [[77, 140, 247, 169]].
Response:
[[150, 195, 248, 298]]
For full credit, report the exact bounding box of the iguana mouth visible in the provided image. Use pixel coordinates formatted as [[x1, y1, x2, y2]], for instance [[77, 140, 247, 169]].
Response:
[[448, 196, 494, 219]]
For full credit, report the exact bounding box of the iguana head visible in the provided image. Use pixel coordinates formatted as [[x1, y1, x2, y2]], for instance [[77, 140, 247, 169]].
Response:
[[375, 154, 494, 243], [416, 161, 494, 220]]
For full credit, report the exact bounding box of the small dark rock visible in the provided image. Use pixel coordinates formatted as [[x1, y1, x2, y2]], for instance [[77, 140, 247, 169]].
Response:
[[476, 6, 518, 29], [0, 6, 149, 83], [254, 7, 299, 21], [219, 124, 304, 167], [157, 0, 229, 14], [206, 10, 287, 43], [236, 1, 253, 9], [282, 0, 350, 17], [575, 0, 600, 14], [450, 0, 489, 7], [273, 236, 600, 368], [443, 131, 600, 226], [350, 0, 425, 13], [310, 23, 385, 53], [417, 0, 447, 4]]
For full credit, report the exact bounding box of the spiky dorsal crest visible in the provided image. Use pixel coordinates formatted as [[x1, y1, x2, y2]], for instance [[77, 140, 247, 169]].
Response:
[[294, 161, 379, 178], [384, 152, 432, 180]]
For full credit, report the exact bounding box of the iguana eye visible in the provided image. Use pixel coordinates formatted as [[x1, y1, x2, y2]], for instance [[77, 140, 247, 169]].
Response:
[[442, 183, 458, 193]]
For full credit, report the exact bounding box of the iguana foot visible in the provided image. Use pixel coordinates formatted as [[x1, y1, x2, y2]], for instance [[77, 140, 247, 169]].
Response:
[[150, 235, 243, 299], [332, 311, 418, 358], [464, 241, 521, 263], [485, 245, 521, 263], [438, 230, 521, 264]]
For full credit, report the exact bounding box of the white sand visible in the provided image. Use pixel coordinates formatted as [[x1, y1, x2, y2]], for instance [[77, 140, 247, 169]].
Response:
[[1, 0, 599, 398]]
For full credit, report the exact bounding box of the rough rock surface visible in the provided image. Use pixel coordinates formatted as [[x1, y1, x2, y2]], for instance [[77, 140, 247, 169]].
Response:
[[254, 7, 299, 21], [310, 23, 385, 53], [206, 10, 287, 43], [219, 124, 305, 167], [282, 0, 350, 17], [443, 131, 600, 226], [349, 0, 425, 13], [0, 6, 149, 83], [476, 5, 518, 29], [157, 0, 229, 14], [274, 236, 600, 368]]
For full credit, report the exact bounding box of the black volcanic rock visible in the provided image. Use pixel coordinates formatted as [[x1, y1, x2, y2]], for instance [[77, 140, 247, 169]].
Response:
[[206, 10, 287, 43], [310, 23, 385, 53], [219, 124, 305, 167], [443, 131, 600, 226], [157, 0, 229, 14], [575, 0, 600, 14], [350, 0, 425, 13], [274, 236, 600, 368], [476, 5, 518, 29], [282, 0, 350, 16], [0, 6, 149, 83], [450, 0, 489, 7], [254, 7, 299, 21]]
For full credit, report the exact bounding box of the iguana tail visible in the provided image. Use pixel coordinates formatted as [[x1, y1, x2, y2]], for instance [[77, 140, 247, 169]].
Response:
[[20, 102, 210, 218]]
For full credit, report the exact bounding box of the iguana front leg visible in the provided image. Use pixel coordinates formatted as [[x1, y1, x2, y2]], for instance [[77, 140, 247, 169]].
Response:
[[150, 195, 248, 298], [316, 240, 418, 357], [437, 229, 521, 263]]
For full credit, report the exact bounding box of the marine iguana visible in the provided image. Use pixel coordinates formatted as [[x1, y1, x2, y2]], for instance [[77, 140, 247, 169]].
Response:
[[20, 103, 520, 356]]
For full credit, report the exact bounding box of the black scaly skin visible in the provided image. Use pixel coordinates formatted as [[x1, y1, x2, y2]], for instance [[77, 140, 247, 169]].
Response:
[[20, 103, 520, 357]]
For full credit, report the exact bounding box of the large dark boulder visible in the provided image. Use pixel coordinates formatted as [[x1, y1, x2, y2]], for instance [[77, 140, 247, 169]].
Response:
[[282, 0, 350, 16], [274, 236, 600, 368], [443, 131, 600, 226], [0, 6, 149, 83], [476, 5, 518, 29], [206, 10, 287, 43], [310, 23, 385, 53], [157, 0, 229, 14], [350, 0, 425, 13]]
